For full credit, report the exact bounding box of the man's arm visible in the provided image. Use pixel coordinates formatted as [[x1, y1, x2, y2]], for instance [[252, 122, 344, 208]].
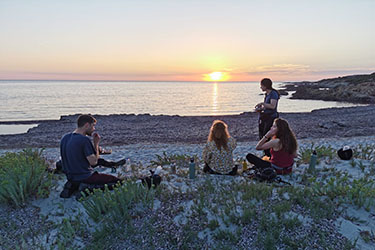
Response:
[[261, 99, 278, 110], [87, 133, 100, 166], [87, 154, 98, 166]]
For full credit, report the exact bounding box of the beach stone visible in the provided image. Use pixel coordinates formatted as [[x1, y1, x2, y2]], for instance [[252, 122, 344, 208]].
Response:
[[319, 122, 334, 129], [336, 218, 375, 250], [284, 211, 312, 226]]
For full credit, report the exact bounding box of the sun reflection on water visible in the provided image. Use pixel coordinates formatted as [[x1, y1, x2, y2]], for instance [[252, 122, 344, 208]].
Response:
[[211, 82, 219, 115]]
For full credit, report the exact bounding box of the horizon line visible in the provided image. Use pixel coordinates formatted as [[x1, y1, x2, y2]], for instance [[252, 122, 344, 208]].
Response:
[[1, 71, 373, 83], [0, 79, 262, 83]]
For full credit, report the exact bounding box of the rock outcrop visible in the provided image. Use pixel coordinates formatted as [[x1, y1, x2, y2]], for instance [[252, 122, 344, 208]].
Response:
[[282, 72, 375, 103]]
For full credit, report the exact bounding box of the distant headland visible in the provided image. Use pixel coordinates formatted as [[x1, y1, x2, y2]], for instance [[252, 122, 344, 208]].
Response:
[[282, 72, 375, 104]]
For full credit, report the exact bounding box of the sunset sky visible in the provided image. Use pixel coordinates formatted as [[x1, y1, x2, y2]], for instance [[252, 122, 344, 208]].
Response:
[[0, 0, 374, 81]]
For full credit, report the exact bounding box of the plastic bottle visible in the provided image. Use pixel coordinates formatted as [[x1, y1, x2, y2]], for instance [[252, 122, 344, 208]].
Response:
[[308, 150, 317, 173], [189, 157, 195, 179], [242, 160, 248, 171], [126, 158, 131, 172], [171, 162, 176, 174]]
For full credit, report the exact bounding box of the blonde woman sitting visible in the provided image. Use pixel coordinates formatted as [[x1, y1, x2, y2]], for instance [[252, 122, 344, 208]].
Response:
[[202, 120, 237, 175]]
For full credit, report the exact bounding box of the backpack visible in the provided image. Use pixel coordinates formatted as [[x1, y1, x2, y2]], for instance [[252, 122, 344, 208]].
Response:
[[141, 170, 162, 189], [255, 167, 277, 182], [252, 167, 291, 185]]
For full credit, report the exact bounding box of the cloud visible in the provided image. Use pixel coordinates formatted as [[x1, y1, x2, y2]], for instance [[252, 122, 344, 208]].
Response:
[[246, 64, 311, 75], [308, 69, 375, 76]]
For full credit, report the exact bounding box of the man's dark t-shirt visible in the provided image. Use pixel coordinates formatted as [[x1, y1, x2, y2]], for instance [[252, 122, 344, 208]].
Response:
[[60, 133, 95, 181], [263, 89, 279, 116]]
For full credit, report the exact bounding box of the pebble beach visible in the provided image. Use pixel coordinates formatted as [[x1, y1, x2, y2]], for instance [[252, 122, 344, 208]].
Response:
[[1, 105, 375, 149]]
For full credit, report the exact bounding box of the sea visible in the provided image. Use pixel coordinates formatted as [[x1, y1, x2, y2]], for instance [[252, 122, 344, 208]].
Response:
[[0, 80, 361, 134]]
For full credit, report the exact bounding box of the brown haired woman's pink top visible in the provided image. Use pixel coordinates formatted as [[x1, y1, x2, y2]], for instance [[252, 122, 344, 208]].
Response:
[[270, 148, 294, 174]]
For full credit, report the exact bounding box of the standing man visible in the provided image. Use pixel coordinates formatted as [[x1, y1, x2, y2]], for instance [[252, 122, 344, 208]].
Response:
[[255, 78, 280, 157], [60, 114, 122, 186]]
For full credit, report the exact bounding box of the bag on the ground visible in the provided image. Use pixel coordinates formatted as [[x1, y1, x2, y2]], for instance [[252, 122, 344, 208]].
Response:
[[252, 167, 291, 185], [255, 167, 277, 182], [141, 170, 161, 189]]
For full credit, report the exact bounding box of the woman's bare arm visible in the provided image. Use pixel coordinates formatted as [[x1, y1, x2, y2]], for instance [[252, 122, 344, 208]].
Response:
[[256, 137, 280, 151]]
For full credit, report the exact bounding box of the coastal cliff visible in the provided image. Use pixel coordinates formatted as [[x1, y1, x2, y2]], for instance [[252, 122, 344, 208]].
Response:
[[282, 72, 375, 103]]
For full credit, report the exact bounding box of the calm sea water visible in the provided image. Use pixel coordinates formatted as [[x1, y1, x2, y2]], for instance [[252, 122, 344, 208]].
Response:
[[0, 80, 360, 122]]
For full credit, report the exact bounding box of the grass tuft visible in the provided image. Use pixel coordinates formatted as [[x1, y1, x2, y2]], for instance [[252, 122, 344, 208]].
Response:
[[0, 149, 52, 207], [79, 180, 155, 223]]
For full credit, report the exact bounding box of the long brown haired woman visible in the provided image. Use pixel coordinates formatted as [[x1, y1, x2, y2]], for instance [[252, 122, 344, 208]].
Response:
[[246, 118, 297, 175], [202, 120, 237, 175]]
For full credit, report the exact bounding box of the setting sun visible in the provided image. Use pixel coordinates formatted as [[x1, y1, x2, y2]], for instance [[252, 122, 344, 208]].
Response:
[[204, 72, 229, 81], [210, 72, 223, 81]]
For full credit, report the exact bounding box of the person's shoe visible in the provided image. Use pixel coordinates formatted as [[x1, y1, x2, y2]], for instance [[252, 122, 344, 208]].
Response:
[[203, 163, 210, 173], [78, 183, 93, 193], [56, 160, 63, 172], [114, 159, 126, 166], [60, 181, 80, 198]]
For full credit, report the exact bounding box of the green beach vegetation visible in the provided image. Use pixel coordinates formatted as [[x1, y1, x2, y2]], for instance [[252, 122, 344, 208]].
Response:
[[0, 144, 375, 249], [0, 149, 52, 207]]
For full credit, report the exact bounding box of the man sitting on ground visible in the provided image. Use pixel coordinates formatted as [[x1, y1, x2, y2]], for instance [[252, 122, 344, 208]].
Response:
[[60, 114, 123, 197]]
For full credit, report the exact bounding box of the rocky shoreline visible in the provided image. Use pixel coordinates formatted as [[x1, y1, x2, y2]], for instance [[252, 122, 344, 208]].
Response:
[[282, 72, 375, 103], [1, 105, 375, 149]]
